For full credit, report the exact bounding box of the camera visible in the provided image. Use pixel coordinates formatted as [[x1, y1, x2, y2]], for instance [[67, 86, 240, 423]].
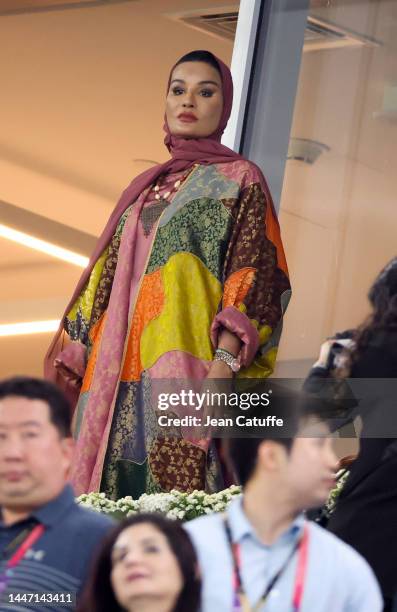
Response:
[[325, 331, 355, 371]]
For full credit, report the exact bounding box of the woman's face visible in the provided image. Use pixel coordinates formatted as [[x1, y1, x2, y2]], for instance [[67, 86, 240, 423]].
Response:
[[165, 61, 223, 139], [111, 523, 183, 611]]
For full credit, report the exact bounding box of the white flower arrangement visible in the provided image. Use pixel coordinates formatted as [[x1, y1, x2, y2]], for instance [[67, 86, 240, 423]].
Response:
[[77, 476, 348, 522], [77, 484, 242, 521]]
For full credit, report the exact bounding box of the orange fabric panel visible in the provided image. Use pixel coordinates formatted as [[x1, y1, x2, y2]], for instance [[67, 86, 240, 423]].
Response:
[[81, 312, 107, 394], [121, 269, 165, 382], [222, 267, 256, 309], [266, 210, 288, 276], [265, 197, 289, 278]]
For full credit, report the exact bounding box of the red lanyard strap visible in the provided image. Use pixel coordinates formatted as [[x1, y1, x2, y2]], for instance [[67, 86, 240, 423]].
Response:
[[7, 524, 45, 568], [292, 524, 309, 611], [223, 516, 309, 611], [0, 523, 45, 597]]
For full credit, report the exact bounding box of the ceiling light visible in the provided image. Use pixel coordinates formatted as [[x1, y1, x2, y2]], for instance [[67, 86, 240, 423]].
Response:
[[0, 320, 60, 337], [0, 224, 89, 268], [287, 138, 330, 164]]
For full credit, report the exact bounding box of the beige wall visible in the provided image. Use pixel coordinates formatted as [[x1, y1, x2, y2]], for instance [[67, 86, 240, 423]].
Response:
[[0, 0, 235, 376], [1, 0, 396, 383]]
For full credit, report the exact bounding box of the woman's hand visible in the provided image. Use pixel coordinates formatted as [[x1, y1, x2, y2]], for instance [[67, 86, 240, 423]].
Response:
[[206, 359, 234, 380], [54, 360, 83, 389], [53, 341, 85, 389], [313, 337, 355, 370], [198, 360, 234, 438], [313, 340, 335, 369], [198, 328, 240, 437]]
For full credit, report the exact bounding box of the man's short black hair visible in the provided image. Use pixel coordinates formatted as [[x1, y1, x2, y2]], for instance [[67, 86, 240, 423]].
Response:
[[226, 387, 335, 487], [0, 377, 71, 438]]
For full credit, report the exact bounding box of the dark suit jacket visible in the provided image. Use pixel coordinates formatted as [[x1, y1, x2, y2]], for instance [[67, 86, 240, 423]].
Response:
[[304, 330, 397, 599]]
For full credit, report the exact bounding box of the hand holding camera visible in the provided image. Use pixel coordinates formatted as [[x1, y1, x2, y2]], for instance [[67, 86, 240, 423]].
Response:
[[313, 333, 355, 371]]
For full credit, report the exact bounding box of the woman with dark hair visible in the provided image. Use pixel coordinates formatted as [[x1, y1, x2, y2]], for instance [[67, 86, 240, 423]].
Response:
[[304, 257, 397, 611], [45, 50, 290, 499], [78, 514, 200, 612]]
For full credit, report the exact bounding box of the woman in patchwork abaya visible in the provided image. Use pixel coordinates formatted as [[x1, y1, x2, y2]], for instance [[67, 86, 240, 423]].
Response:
[[45, 50, 291, 499]]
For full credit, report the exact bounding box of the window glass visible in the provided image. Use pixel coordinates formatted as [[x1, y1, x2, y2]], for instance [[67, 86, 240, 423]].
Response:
[[276, 0, 397, 376]]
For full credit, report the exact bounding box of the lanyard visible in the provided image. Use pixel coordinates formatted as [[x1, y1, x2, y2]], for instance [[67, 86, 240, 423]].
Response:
[[0, 524, 45, 595], [223, 518, 309, 612]]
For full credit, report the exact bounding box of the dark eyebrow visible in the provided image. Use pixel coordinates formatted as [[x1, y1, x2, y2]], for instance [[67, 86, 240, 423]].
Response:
[[170, 79, 220, 87], [139, 537, 158, 545], [198, 80, 220, 87]]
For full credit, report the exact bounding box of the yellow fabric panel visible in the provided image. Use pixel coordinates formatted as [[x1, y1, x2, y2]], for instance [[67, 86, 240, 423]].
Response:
[[238, 346, 278, 379], [258, 324, 272, 345], [237, 305, 261, 336], [67, 249, 108, 322], [140, 253, 222, 368]]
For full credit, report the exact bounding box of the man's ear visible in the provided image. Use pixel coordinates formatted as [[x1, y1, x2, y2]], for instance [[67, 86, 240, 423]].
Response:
[[256, 440, 288, 472], [60, 437, 75, 474]]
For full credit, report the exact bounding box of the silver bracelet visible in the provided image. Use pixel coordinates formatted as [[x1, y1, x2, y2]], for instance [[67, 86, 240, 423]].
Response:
[[213, 348, 241, 373]]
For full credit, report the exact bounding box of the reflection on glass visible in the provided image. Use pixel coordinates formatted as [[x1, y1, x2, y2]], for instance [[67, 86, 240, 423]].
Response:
[[276, 0, 397, 375]]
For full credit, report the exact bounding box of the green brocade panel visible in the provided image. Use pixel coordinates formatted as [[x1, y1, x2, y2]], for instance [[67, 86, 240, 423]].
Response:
[[102, 459, 162, 501], [146, 197, 232, 280]]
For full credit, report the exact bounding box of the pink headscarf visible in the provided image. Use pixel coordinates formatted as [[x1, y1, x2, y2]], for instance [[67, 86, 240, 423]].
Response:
[[45, 53, 244, 382]]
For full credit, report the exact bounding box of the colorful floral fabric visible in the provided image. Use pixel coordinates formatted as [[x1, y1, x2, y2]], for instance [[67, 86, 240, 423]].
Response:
[[62, 161, 291, 499]]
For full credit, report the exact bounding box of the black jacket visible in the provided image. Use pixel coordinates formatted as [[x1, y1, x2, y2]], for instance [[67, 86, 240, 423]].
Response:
[[304, 330, 397, 599]]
